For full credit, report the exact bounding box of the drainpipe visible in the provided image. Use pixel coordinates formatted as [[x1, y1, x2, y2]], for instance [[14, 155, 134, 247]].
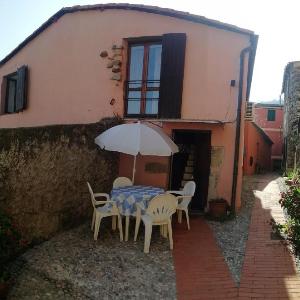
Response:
[[230, 40, 255, 212]]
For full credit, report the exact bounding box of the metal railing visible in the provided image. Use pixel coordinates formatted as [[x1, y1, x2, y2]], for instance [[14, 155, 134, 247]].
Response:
[[125, 80, 160, 116]]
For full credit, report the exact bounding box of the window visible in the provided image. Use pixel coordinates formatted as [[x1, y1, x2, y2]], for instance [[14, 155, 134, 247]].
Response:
[[126, 42, 162, 116], [125, 33, 186, 119], [267, 109, 276, 121], [1, 65, 28, 114], [5, 72, 18, 113]]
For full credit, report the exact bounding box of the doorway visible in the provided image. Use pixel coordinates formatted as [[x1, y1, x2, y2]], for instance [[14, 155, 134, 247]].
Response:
[[170, 130, 211, 211]]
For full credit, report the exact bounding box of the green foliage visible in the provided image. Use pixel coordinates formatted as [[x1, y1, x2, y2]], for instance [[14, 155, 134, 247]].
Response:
[[286, 169, 300, 181], [273, 172, 300, 254]]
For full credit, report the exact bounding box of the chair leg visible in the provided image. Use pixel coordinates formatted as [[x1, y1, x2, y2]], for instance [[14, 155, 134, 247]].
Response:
[[162, 224, 168, 238], [94, 213, 102, 241], [160, 225, 167, 237], [118, 214, 123, 241], [91, 210, 95, 231], [125, 216, 130, 242], [178, 210, 182, 223], [134, 215, 141, 241], [144, 223, 152, 253], [168, 219, 173, 250], [112, 215, 117, 231], [185, 209, 190, 230]]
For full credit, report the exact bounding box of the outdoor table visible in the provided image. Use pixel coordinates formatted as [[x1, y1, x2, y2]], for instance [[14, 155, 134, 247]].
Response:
[[111, 185, 164, 241]]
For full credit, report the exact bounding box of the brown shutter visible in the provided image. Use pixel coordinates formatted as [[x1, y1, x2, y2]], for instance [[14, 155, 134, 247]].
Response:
[[16, 65, 28, 112], [0, 77, 7, 114], [159, 33, 186, 119]]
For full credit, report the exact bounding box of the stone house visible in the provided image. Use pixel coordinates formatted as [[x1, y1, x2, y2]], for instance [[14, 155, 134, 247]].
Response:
[[0, 4, 257, 240], [282, 62, 300, 171]]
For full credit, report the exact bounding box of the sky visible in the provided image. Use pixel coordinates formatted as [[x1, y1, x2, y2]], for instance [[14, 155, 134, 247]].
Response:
[[1, 0, 300, 102]]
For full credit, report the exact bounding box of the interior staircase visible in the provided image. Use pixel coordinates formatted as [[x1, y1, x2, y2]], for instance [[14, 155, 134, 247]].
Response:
[[181, 145, 195, 188]]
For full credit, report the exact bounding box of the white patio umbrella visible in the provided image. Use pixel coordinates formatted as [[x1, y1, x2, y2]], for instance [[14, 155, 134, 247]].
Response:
[[95, 121, 178, 183]]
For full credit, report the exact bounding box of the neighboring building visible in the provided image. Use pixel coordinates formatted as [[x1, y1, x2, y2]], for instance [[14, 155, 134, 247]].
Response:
[[282, 61, 300, 170], [243, 103, 273, 175], [243, 119, 273, 175], [253, 102, 283, 170], [0, 4, 257, 212]]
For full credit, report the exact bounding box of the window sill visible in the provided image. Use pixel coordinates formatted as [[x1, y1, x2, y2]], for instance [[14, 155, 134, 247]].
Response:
[[125, 114, 159, 119]]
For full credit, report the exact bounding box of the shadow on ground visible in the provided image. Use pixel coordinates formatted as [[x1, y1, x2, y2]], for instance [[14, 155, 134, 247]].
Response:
[[8, 220, 176, 300]]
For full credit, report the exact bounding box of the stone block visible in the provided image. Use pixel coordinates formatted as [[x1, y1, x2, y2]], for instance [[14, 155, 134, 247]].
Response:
[[112, 45, 123, 50], [112, 49, 122, 55], [112, 65, 121, 73], [99, 50, 108, 58], [111, 74, 121, 81], [106, 61, 113, 68], [112, 60, 122, 66]]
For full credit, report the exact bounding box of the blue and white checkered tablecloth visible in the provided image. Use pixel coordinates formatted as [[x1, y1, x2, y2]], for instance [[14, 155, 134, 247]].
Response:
[[111, 185, 164, 216]]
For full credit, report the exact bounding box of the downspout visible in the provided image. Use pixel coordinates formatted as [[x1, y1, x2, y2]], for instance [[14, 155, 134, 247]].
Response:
[[230, 36, 257, 212]]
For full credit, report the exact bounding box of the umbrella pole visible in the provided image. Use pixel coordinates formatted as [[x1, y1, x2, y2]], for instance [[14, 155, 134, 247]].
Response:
[[132, 155, 137, 184]]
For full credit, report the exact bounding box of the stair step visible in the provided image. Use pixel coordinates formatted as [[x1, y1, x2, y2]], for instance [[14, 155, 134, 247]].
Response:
[[188, 154, 194, 160], [185, 166, 193, 173], [187, 161, 194, 167], [183, 173, 193, 180]]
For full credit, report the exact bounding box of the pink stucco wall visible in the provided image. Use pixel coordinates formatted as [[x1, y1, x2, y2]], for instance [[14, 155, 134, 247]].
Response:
[[254, 106, 283, 158], [0, 9, 249, 128], [119, 120, 246, 209], [244, 121, 272, 175], [0, 8, 253, 209]]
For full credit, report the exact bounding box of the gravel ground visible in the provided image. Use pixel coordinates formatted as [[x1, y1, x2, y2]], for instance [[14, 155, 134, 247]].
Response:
[[207, 176, 257, 285], [7, 220, 176, 300]]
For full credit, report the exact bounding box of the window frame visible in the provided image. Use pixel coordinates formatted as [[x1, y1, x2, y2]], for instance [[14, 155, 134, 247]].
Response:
[[4, 71, 18, 114], [125, 37, 162, 118], [267, 109, 276, 122]]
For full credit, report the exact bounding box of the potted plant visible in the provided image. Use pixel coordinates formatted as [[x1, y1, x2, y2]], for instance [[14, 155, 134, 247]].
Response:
[[209, 198, 228, 218]]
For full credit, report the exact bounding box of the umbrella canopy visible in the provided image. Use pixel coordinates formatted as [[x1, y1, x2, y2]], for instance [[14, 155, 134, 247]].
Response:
[[95, 121, 178, 182]]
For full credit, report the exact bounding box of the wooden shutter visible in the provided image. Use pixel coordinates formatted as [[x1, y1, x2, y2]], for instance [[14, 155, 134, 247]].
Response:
[[159, 33, 186, 119], [0, 77, 7, 115], [15, 65, 28, 112]]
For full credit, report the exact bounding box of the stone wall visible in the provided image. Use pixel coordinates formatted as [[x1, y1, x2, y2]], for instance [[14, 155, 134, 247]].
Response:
[[207, 146, 225, 208], [282, 62, 300, 170], [0, 118, 120, 242]]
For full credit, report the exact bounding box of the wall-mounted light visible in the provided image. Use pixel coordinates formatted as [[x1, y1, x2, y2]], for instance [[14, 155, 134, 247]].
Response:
[[230, 80, 236, 87]]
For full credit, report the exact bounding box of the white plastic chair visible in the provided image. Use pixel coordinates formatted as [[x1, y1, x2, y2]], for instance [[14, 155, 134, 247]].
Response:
[[134, 193, 178, 253], [87, 182, 123, 241], [167, 181, 196, 230], [113, 177, 133, 188]]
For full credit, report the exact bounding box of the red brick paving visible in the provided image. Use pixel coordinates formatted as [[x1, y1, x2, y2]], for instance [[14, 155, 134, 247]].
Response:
[[238, 178, 300, 299], [173, 175, 300, 300], [173, 217, 238, 299]]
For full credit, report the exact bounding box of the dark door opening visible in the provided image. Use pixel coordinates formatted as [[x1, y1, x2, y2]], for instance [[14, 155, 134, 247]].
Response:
[[170, 130, 211, 211]]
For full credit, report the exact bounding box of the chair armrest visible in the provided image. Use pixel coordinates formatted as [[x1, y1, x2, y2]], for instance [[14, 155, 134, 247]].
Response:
[[176, 195, 191, 200], [95, 200, 116, 205], [166, 190, 184, 195], [94, 193, 110, 199]]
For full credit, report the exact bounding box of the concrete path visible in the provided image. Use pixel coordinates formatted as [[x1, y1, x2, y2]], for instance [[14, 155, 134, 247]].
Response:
[[173, 174, 300, 299]]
